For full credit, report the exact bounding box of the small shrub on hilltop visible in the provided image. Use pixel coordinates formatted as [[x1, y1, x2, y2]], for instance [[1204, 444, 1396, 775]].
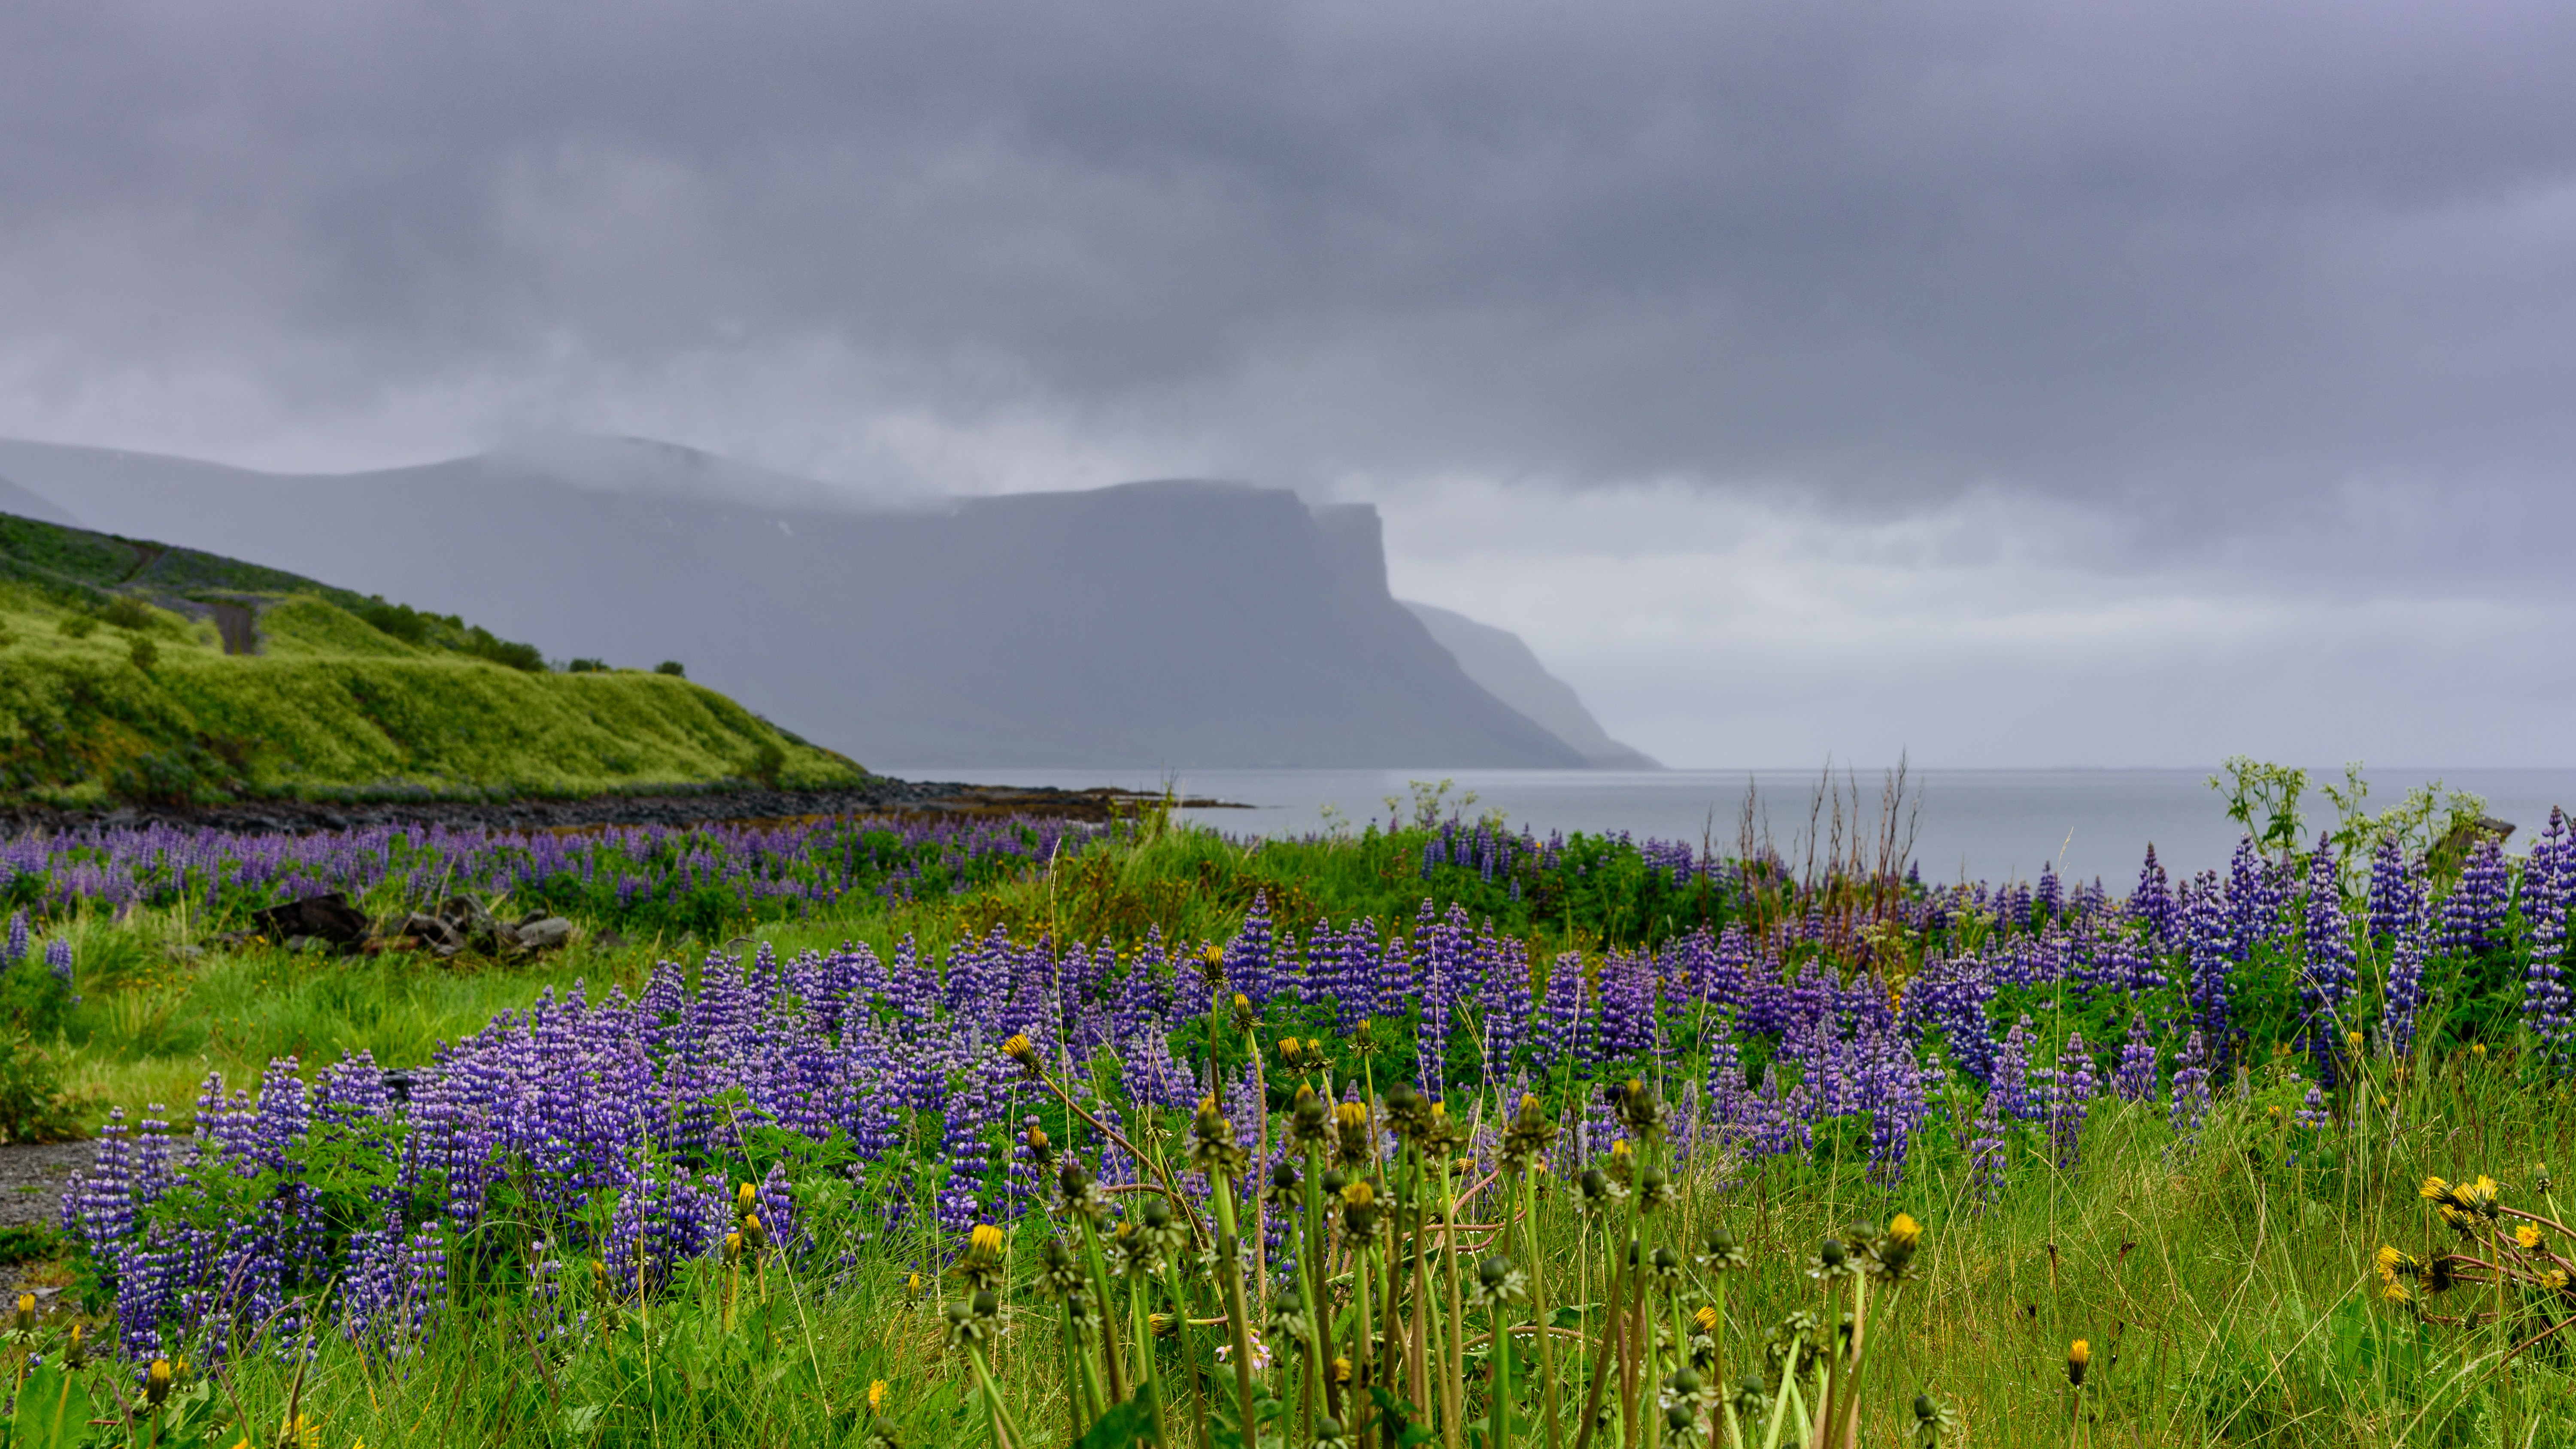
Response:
[[56, 612, 96, 639], [460, 625, 545, 672], [102, 594, 154, 631], [655, 659, 686, 677], [567, 657, 608, 673], [355, 597, 430, 645], [127, 635, 157, 671]]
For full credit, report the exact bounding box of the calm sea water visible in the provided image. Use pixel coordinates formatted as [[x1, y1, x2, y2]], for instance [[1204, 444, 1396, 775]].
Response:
[[894, 766, 2576, 885]]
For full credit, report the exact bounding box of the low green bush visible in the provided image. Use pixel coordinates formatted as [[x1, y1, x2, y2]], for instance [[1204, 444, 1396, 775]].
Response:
[[0, 1028, 82, 1143], [103, 594, 154, 631]]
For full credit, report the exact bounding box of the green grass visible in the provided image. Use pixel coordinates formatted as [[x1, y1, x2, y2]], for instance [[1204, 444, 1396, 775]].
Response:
[[0, 537, 868, 803], [12, 1045, 2573, 1447]]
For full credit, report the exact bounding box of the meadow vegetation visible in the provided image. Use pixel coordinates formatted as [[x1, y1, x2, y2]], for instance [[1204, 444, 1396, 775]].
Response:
[[1, 773, 2573, 1446]]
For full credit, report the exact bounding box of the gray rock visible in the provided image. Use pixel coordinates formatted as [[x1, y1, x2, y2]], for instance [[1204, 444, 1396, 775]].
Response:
[[515, 917, 575, 952]]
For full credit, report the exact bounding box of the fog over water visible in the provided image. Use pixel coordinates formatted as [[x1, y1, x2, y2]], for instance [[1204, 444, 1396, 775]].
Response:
[[895, 766, 2576, 885]]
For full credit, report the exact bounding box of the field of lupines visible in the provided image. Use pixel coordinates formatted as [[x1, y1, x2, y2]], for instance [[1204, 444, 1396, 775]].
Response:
[[0, 814, 1099, 943], [5, 793, 2576, 1446]]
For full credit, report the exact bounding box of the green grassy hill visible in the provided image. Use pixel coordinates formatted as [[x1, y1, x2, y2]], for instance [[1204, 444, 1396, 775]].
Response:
[[0, 511, 870, 805]]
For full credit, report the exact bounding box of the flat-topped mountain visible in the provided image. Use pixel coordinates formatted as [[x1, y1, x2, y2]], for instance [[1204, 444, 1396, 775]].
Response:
[[0, 437, 1646, 770]]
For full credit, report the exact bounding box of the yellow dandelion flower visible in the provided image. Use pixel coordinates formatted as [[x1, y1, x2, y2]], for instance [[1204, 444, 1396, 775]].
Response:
[[2547, 1268, 2571, 1293], [1341, 1179, 1376, 1207], [1204, 943, 1226, 964], [2420, 1176, 2452, 1203], [2067, 1340, 2091, 1388], [1889, 1213, 1924, 1249], [2518, 1223, 2543, 1250], [869, 1379, 889, 1412], [969, 1224, 1006, 1260], [2382, 1280, 2412, 1303], [1332, 1355, 1354, 1384], [1334, 1102, 1370, 1129], [737, 1181, 758, 1213], [1694, 1304, 1720, 1334]]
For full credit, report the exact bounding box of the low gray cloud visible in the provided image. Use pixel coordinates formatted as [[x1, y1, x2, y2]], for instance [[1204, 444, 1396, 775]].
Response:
[[1, 0, 2571, 763]]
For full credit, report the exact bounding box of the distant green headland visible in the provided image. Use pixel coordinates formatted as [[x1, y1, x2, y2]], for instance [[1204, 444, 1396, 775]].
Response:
[[0, 511, 868, 806]]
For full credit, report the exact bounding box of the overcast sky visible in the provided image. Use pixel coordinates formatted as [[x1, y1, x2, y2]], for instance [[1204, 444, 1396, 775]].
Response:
[[3, 0, 2571, 767]]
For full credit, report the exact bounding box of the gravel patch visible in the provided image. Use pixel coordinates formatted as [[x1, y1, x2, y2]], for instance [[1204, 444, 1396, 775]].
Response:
[[0, 1140, 88, 1232], [0, 1141, 90, 1308]]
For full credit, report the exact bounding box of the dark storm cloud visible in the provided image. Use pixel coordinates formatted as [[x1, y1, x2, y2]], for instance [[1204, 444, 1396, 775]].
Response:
[[3, 0, 2574, 545]]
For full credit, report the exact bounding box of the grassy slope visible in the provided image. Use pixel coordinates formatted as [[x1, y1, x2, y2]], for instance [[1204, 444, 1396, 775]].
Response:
[[0, 513, 868, 803]]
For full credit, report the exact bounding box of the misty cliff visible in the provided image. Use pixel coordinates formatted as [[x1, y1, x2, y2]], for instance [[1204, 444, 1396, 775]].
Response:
[[0, 440, 1589, 769]]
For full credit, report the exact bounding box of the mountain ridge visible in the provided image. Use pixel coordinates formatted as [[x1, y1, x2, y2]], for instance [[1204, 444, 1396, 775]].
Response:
[[0, 437, 1630, 770]]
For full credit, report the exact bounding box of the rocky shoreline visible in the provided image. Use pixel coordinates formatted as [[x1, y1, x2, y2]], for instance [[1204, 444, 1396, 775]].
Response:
[[0, 778, 1242, 836]]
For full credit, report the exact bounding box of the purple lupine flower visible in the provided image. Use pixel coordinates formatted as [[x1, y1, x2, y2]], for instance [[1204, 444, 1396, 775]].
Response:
[[2224, 836, 2285, 960], [2044, 1032, 2096, 1171], [1990, 1015, 2037, 1122], [1339, 918, 1382, 1033], [1966, 1088, 2006, 1207], [1911, 951, 1996, 1085], [1478, 926, 1531, 1084], [2132, 845, 2176, 947], [1416, 942, 1452, 1100], [1533, 952, 1584, 1075], [1596, 951, 1655, 1062], [2522, 809, 2574, 1074], [2168, 1030, 2213, 1143], [2383, 926, 2426, 1062], [2367, 833, 2424, 945], [2112, 1012, 2157, 1103], [2293, 1082, 2331, 1131], [2296, 837, 2358, 1088], [44, 937, 72, 987], [4, 911, 26, 967], [1227, 893, 1276, 1008], [1860, 1028, 1924, 1188], [2441, 837, 2511, 956], [2036, 864, 2062, 924], [2182, 870, 2235, 1073]]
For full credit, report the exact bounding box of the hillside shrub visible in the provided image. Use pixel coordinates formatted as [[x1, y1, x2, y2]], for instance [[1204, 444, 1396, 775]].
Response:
[[356, 598, 430, 645], [127, 635, 157, 671], [460, 625, 545, 672], [57, 613, 95, 639], [567, 657, 608, 673], [0, 1029, 82, 1143], [655, 660, 686, 677], [102, 594, 153, 631]]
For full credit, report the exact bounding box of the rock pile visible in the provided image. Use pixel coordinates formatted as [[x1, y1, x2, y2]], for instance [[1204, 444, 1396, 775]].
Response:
[[228, 890, 577, 960]]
